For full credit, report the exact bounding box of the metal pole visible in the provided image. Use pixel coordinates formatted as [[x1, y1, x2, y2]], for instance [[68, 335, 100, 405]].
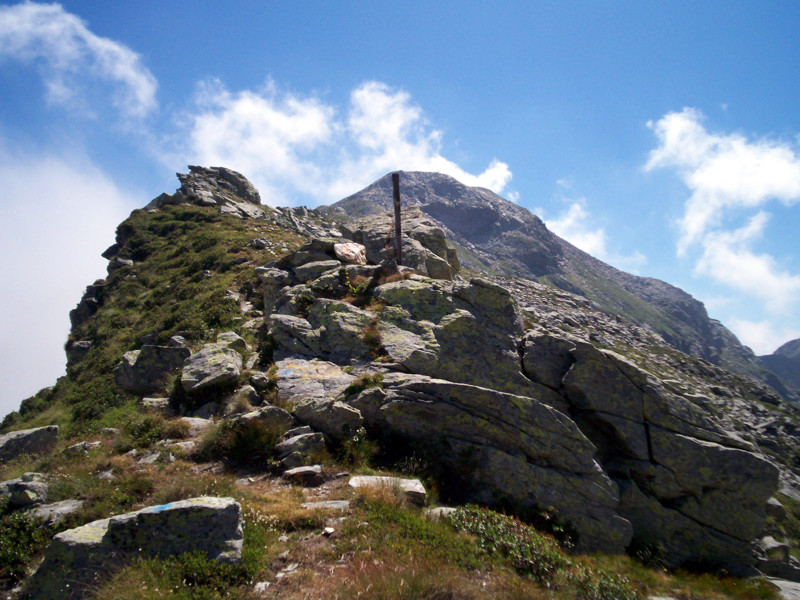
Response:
[[392, 172, 402, 265]]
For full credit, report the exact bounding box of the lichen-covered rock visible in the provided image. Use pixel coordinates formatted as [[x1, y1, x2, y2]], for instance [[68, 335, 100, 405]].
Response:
[[0, 472, 49, 508], [0, 425, 58, 462], [294, 259, 341, 283], [350, 373, 632, 553], [235, 405, 296, 433], [293, 399, 363, 442], [113, 344, 190, 394], [26, 496, 243, 599], [272, 299, 375, 363], [373, 278, 561, 402], [274, 358, 356, 402], [181, 340, 243, 394], [522, 330, 780, 570], [275, 432, 326, 466], [26, 499, 84, 525]]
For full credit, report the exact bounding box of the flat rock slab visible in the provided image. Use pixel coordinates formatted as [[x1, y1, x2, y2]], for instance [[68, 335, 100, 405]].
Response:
[[348, 475, 427, 506], [275, 358, 356, 402], [769, 579, 800, 600], [283, 465, 324, 487], [27, 496, 242, 599], [26, 499, 85, 525], [301, 500, 350, 511], [0, 425, 58, 462]]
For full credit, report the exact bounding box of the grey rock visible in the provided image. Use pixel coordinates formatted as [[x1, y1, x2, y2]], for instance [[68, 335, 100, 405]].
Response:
[[351, 373, 631, 553], [293, 399, 363, 442], [293, 260, 341, 283], [235, 405, 295, 432], [281, 425, 313, 440], [0, 425, 58, 462], [283, 465, 324, 487], [180, 417, 214, 437], [275, 432, 326, 460], [66, 340, 92, 367], [141, 397, 170, 410], [272, 300, 374, 362], [26, 499, 84, 525], [223, 385, 260, 416], [27, 496, 243, 599], [302, 500, 350, 511], [274, 358, 356, 403], [181, 343, 243, 393], [113, 345, 190, 394], [768, 497, 788, 520], [0, 472, 49, 508], [65, 441, 102, 454], [349, 475, 427, 506]]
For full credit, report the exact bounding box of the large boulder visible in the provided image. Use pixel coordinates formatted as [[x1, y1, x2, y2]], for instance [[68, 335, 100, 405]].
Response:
[[350, 372, 632, 553], [522, 331, 780, 570], [181, 334, 245, 394], [113, 344, 191, 393], [0, 472, 49, 508], [373, 278, 563, 405], [273, 358, 357, 404], [271, 299, 374, 363], [26, 496, 243, 599], [0, 425, 58, 462], [293, 399, 363, 442]]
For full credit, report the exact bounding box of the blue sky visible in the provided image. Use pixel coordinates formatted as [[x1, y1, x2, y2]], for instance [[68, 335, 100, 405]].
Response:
[[2, 1, 800, 417]]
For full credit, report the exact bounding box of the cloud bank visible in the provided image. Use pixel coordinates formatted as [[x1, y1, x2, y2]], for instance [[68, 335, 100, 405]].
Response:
[[647, 108, 800, 351], [177, 79, 512, 206], [0, 144, 135, 416], [0, 2, 156, 118]]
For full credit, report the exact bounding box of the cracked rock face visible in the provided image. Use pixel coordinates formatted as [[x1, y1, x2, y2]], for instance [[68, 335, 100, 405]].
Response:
[[262, 234, 779, 569], [522, 332, 779, 570]]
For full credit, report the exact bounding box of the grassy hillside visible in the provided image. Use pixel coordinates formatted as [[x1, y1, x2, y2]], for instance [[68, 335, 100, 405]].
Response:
[[0, 201, 786, 599]]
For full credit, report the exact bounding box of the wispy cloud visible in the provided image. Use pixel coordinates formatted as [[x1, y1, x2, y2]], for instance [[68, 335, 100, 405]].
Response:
[[646, 108, 800, 315], [174, 79, 511, 205], [0, 2, 157, 118], [542, 197, 647, 273]]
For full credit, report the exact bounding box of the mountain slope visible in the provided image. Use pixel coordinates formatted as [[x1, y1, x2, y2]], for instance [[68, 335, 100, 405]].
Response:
[[319, 171, 787, 400]]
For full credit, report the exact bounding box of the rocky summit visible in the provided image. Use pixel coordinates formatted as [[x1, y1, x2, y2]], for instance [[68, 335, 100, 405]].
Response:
[[2, 166, 800, 598]]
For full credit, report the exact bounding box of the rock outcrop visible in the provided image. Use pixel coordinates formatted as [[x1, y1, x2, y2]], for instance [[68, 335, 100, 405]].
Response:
[[113, 343, 191, 394], [146, 165, 269, 219], [260, 236, 779, 569], [26, 496, 243, 599], [0, 425, 58, 462]]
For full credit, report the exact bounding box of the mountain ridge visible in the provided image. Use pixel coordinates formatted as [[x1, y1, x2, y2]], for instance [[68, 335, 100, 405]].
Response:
[[319, 170, 792, 402]]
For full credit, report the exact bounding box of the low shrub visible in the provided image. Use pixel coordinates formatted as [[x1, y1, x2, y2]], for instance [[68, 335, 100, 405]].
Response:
[[447, 505, 570, 582], [0, 501, 54, 585], [194, 419, 281, 467]]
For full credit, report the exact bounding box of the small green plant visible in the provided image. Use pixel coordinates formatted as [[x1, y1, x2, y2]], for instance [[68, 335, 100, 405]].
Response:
[[447, 504, 570, 582], [194, 419, 282, 467], [338, 426, 378, 467], [0, 500, 55, 585], [572, 565, 642, 600], [343, 373, 384, 398]]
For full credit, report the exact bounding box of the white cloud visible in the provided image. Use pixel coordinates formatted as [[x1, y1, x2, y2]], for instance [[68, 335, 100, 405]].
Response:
[[0, 145, 135, 418], [728, 318, 800, 356], [694, 212, 800, 313], [176, 80, 511, 205], [543, 198, 647, 272], [646, 108, 800, 315], [0, 2, 157, 118], [647, 108, 800, 252]]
